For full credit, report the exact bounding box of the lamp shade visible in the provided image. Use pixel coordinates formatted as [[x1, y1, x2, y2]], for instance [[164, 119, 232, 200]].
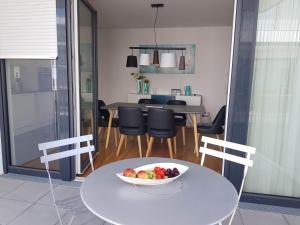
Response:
[[139, 53, 150, 66], [126, 55, 137, 67], [160, 52, 176, 68], [153, 49, 159, 66], [179, 55, 185, 70]]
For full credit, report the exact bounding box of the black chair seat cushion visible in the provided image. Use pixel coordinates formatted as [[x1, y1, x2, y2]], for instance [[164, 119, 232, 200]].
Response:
[[197, 124, 224, 134], [99, 118, 119, 128]]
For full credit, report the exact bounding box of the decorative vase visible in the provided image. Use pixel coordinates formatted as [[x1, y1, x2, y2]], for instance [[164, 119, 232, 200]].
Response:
[[143, 82, 150, 94], [137, 79, 143, 94]]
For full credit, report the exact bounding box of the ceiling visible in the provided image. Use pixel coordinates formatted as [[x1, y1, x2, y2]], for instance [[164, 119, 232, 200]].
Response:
[[88, 0, 234, 28]]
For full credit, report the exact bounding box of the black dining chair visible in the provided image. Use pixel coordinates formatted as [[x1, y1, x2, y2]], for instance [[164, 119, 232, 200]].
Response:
[[167, 100, 187, 146], [146, 108, 177, 158], [116, 107, 147, 157], [197, 105, 226, 140], [138, 98, 158, 104], [98, 100, 119, 147], [138, 98, 159, 121]]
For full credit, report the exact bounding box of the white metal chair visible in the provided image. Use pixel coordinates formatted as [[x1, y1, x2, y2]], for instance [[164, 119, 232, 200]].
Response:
[[199, 136, 256, 225], [39, 135, 95, 225]]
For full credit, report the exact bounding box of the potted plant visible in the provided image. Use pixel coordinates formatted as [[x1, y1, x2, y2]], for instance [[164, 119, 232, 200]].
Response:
[[131, 72, 147, 94], [143, 79, 150, 94]]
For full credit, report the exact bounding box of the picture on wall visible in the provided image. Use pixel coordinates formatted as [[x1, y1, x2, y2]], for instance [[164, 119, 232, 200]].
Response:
[[139, 44, 196, 74]]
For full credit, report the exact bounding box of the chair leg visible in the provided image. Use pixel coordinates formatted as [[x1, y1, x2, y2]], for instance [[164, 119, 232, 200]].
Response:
[[146, 134, 149, 145], [228, 209, 236, 225], [195, 133, 200, 153], [161, 138, 163, 144], [167, 138, 174, 159], [137, 136, 142, 158], [114, 128, 118, 147], [46, 170, 63, 225], [181, 127, 186, 146], [125, 135, 128, 148], [173, 137, 177, 154], [216, 134, 222, 151], [116, 134, 125, 156], [146, 137, 154, 157]]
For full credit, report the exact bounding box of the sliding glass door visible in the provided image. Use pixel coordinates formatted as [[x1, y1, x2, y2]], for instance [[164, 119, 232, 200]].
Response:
[[77, 0, 97, 174], [245, 0, 300, 198], [5, 60, 58, 171], [0, 0, 72, 179]]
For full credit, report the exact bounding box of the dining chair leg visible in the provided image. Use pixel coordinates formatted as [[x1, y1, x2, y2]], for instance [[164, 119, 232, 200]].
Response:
[[173, 137, 177, 154], [105, 109, 113, 149], [146, 137, 154, 157], [146, 134, 149, 145], [195, 133, 200, 154], [98, 127, 102, 137], [181, 127, 186, 146], [125, 135, 128, 149], [114, 128, 118, 147], [216, 134, 223, 151], [137, 136, 142, 158], [116, 134, 125, 156], [167, 138, 173, 158]]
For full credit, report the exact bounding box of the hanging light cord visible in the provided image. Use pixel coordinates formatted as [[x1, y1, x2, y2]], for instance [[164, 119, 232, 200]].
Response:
[[153, 6, 159, 47]]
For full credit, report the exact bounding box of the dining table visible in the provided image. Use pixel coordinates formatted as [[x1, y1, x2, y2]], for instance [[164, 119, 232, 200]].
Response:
[[101, 102, 206, 157], [80, 157, 238, 225]]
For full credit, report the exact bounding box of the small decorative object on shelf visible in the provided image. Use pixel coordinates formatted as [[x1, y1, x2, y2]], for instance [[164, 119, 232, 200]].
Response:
[[143, 79, 150, 94], [131, 72, 148, 94]]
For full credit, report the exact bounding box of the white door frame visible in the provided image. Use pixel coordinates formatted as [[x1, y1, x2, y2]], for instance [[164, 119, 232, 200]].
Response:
[[223, 0, 238, 175]]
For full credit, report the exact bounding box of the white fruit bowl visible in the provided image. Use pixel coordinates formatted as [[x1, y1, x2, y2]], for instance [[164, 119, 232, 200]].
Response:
[[116, 163, 189, 186]]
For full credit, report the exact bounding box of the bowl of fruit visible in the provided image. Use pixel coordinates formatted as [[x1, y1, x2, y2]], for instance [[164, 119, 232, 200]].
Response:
[[116, 163, 189, 186]]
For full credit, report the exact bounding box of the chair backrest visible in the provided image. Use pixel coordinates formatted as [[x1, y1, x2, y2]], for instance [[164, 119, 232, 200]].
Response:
[[118, 106, 146, 134], [38, 135, 95, 172], [166, 100, 187, 106], [167, 100, 187, 119], [138, 98, 158, 104], [199, 136, 256, 202], [212, 105, 226, 128], [147, 108, 176, 137], [98, 100, 109, 122]]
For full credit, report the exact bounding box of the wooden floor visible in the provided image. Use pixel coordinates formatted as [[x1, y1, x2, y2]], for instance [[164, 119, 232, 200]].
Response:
[[82, 127, 223, 177]]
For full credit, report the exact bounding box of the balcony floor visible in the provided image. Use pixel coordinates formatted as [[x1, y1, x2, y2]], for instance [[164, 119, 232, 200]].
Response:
[[0, 174, 300, 225]]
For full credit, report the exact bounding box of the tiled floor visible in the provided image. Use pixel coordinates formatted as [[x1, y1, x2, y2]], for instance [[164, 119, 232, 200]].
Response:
[[0, 174, 299, 225]]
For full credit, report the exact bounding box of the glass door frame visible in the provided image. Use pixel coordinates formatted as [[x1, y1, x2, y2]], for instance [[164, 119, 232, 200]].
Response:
[[74, 0, 98, 175], [0, 0, 75, 181], [226, 0, 300, 208]]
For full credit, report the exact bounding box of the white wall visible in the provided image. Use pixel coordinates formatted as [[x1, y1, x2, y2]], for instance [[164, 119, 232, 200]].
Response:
[[98, 27, 232, 118]]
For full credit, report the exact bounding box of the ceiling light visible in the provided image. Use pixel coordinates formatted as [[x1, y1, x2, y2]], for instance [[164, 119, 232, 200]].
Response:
[[161, 52, 176, 68], [139, 53, 150, 66], [126, 49, 137, 67], [179, 50, 186, 70]]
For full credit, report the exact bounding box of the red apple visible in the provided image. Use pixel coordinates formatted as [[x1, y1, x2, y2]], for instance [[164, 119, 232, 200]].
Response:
[[136, 170, 148, 179], [123, 168, 136, 178]]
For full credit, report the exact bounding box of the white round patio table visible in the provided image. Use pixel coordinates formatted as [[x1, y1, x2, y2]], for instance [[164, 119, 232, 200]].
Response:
[[80, 157, 238, 225]]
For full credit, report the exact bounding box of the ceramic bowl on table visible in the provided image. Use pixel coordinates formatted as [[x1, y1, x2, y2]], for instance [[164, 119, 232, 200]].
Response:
[[116, 162, 189, 186]]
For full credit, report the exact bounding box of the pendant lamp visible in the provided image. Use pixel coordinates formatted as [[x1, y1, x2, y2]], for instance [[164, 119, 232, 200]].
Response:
[[126, 49, 137, 67], [161, 52, 176, 68]]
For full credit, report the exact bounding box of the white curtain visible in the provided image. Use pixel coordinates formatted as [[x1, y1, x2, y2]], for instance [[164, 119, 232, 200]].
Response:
[[244, 0, 300, 197]]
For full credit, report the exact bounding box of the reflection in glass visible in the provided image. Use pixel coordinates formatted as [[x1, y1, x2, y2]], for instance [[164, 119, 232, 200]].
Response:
[[245, 0, 300, 197]]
